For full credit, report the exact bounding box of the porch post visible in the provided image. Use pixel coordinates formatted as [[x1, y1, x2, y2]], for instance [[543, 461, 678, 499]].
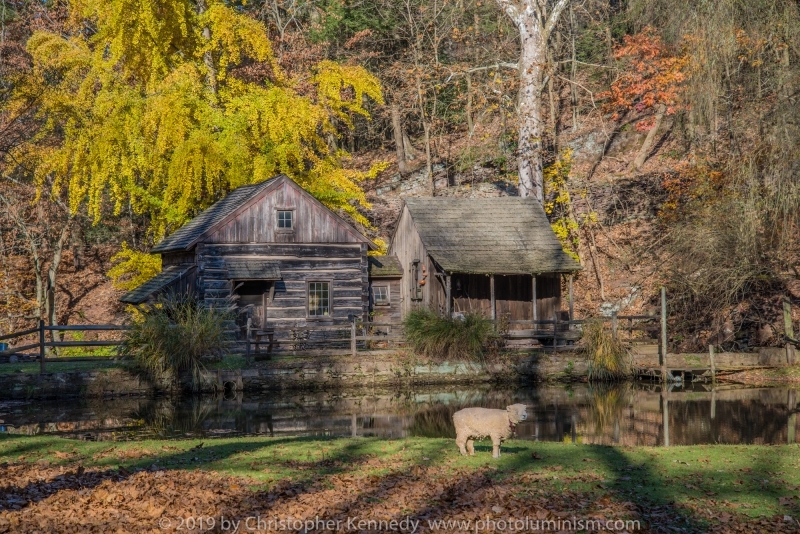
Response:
[[445, 274, 452, 317], [568, 274, 574, 323], [532, 275, 537, 323], [490, 274, 496, 321]]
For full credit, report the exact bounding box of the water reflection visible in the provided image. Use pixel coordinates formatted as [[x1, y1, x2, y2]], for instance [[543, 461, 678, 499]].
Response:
[[0, 383, 797, 446]]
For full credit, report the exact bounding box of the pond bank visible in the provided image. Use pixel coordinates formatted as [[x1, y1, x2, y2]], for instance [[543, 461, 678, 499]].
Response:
[[0, 351, 589, 399], [0, 347, 795, 399]]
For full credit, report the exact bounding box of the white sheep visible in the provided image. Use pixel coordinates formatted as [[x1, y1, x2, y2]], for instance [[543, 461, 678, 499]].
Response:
[[452, 404, 528, 458]]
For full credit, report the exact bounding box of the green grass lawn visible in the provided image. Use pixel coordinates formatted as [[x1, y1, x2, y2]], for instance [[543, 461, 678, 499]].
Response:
[[1, 433, 799, 530]]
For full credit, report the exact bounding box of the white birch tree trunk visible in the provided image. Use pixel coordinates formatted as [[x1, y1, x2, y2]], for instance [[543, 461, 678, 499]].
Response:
[[496, 0, 570, 201]]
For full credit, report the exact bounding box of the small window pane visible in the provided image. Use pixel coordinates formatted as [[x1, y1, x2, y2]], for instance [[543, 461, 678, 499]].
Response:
[[278, 210, 293, 229], [308, 282, 330, 316], [373, 286, 389, 305]]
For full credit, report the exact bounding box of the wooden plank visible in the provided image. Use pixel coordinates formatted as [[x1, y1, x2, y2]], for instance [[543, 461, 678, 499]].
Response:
[[43, 324, 130, 331], [0, 326, 39, 341], [490, 275, 496, 320], [532, 275, 537, 322], [44, 341, 122, 347], [202, 243, 363, 258], [0, 343, 41, 355]]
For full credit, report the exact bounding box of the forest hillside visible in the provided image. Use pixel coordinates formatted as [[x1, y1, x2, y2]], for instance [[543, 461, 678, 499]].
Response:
[[2, 0, 800, 351]]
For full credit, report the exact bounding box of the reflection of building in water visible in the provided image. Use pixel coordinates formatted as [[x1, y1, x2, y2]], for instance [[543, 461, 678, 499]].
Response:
[[0, 385, 797, 445]]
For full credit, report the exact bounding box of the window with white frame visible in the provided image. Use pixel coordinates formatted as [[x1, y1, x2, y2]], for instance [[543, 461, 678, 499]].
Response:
[[373, 285, 389, 306], [277, 210, 293, 229], [308, 282, 330, 317]]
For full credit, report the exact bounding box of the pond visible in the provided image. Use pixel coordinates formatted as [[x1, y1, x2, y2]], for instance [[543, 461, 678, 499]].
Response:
[[0, 383, 797, 446]]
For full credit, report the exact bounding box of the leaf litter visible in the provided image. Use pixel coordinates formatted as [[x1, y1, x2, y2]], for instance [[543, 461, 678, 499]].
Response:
[[0, 458, 797, 533]]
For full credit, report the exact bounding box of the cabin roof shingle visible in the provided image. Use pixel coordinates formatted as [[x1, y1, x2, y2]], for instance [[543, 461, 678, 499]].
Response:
[[151, 179, 277, 253], [119, 265, 195, 304], [402, 197, 581, 274], [368, 255, 403, 278]]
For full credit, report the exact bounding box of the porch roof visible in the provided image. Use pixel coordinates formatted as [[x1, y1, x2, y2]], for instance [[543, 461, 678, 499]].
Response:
[[119, 265, 195, 304], [403, 197, 582, 275]]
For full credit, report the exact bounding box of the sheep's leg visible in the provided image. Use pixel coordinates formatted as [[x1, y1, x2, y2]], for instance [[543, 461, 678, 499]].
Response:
[[466, 439, 475, 456], [491, 436, 501, 458], [455, 433, 468, 456]]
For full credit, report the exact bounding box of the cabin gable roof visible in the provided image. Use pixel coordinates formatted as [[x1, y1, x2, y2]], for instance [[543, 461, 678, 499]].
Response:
[[401, 197, 582, 274], [151, 175, 375, 253]]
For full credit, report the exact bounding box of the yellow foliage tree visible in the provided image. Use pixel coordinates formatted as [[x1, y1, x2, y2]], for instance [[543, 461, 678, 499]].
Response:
[[543, 149, 580, 261], [7, 0, 385, 249]]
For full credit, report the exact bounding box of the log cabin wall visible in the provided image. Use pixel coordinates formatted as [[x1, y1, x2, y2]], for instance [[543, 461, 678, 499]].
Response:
[[203, 180, 366, 245], [196, 243, 368, 327], [161, 251, 196, 267]]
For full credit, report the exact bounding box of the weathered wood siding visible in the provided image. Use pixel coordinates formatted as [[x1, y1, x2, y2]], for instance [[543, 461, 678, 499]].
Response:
[[162, 252, 196, 267], [204, 180, 366, 245], [196, 243, 368, 327], [452, 273, 561, 322], [368, 279, 402, 324], [389, 206, 432, 316]]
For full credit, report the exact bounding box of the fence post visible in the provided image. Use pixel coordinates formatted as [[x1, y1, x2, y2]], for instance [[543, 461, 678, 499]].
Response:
[[660, 287, 668, 382], [611, 311, 618, 340], [709, 344, 715, 382], [245, 318, 252, 366], [39, 320, 46, 375], [552, 313, 558, 352], [351, 317, 357, 356], [784, 297, 795, 365]]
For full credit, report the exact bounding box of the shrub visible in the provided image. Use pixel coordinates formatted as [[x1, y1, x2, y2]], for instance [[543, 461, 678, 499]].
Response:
[[121, 294, 235, 390], [403, 308, 501, 363], [581, 319, 631, 381]]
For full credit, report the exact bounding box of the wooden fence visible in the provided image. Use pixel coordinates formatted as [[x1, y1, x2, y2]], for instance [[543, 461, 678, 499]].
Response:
[[0, 309, 662, 373], [0, 321, 130, 373]]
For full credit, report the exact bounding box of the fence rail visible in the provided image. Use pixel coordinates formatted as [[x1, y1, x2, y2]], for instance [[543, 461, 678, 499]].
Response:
[[0, 321, 131, 374], [0, 311, 662, 372]]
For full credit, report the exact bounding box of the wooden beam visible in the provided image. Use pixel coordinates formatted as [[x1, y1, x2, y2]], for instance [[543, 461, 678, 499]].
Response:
[[490, 275, 496, 321], [709, 344, 716, 381], [661, 286, 667, 382], [532, 275, 537, 323], [662, 394, 670, 447], [445, 275, 452, 317], [784, 297, 795, 365], [568, 274, 574, 322]]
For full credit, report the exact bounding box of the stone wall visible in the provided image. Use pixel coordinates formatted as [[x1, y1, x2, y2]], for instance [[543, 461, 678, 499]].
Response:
[[0, 368, 174, 400], [0, 347, 791, 399]]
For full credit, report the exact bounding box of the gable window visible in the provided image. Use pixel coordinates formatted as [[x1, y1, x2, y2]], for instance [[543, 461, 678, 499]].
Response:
[[372, 285, 390, 306], [277, 210, 293, 229], [308, 282, 330, 317]]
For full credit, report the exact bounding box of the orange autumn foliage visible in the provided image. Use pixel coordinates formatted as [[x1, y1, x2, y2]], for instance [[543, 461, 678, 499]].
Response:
[[602, 28, 689, 131]]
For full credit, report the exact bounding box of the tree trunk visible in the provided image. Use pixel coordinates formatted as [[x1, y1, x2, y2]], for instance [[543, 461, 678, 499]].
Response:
[[515, 20, 547, 201], [403, 133, 420, 160], [629, 104, 666, 173], [423, 120, 434, 196], [390, 104, 412, 175], [45, 222, 71, 343], [495, 0, 570, 202], [197, 0, 218, 96], [466, 73, 475, 137]]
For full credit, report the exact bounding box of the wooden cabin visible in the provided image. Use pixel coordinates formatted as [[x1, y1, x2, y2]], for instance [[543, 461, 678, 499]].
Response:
[[389, 198, 582, 323], [120, 175, 376, 329]]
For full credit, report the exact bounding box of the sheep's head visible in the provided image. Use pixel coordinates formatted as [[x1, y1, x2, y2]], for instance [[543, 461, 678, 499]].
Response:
[[506, 404, 528, 424]]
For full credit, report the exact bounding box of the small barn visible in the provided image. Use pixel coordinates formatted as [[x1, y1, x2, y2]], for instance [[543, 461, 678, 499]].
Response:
[[120, 175, 376, 329], [389, 197, 582, 323]]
